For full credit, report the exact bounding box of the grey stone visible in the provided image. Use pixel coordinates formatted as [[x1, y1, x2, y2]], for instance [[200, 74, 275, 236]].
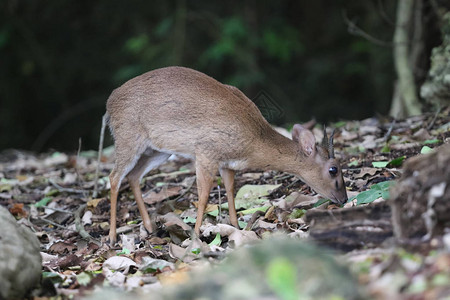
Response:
[[0, 205, 42, 299]]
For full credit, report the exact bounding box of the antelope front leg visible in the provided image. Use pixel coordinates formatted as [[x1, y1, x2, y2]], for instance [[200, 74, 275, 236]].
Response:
[[108, 174, 119, 245], [194, 162, 215, 236], [220, 168, 238, 228]]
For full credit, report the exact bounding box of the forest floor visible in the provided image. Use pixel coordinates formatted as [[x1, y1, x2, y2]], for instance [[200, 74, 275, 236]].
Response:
[[1, 107, 449, 299]]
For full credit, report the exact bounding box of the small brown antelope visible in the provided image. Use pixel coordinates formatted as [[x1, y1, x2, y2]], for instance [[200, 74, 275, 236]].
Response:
[[106, 66, 347, 243]]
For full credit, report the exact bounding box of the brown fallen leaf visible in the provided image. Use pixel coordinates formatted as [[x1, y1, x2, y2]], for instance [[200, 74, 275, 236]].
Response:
[[412, 128, 432, 141], [354, 167, 379, 179], [192, 202, 218, 213], [56, 253, 83, 269], [49, 241, 77, 254], [157, 266, 190, 286], [87, 198, 103, 208], [390, 142, 421, 150], [143, 186, 182, 204], [9, 203, 27, 218], [158, 212, 191, 231], [84, 259, 102, 272]]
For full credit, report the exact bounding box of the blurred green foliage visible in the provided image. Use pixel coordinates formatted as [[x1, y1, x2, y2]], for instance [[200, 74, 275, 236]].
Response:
[[0, 1, 402, 151]]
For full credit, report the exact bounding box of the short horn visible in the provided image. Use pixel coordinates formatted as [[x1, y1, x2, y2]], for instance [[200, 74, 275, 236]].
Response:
[[329, 129, 335, 159], [321, 125, 329, 150]]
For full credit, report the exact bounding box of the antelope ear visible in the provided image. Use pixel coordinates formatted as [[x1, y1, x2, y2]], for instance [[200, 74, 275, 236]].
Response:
[[292, 124, 316, 156]]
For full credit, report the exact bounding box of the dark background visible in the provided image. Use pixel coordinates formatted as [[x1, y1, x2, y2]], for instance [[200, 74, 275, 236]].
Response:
[[0, 1, 442, 152]]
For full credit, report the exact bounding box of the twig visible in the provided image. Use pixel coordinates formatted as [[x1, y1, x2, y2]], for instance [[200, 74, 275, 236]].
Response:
[[74, 204, 94, 240], [377, 0, 395, 26], [342, 10, 392, 47], [93, 113, 108, 198], [286, 178, 302, 189], [383, 119, 396, 142], [144, 169, 193, 182], [49, 178, 89, 196], [217, 184, 222, 223], [173, 176, 196, 201], [38, 217, 72, 230], [74, 137, 86, 187], [244, 210, 265, 231], [427, 105, 441, 131], [40, 206, 73, 214], [272, 174, 294, 182]]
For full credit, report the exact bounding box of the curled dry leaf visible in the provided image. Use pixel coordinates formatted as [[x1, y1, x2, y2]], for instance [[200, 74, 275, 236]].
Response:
[[120, 233, 137, 252], [201, 224, 258, 247], [49, 241, 77, 254], [158, 212, 191, 231], [139, 256, 175, 273], [103, 256, 137, 274], [81, 210, 93, 225], [103, 269, 126, 287], [354, 167, 379, 179]]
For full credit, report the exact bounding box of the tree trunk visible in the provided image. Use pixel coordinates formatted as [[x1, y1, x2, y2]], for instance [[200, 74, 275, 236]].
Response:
[[390, 0, 422, 117]]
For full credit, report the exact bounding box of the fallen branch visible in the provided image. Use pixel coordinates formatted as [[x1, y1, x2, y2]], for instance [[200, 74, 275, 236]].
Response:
[[382, 119, 396, 142], [49, 179, 89, 196], [93, 113, 108, 198], [74, 204, 95, 240], [427, 105, 441, 130]]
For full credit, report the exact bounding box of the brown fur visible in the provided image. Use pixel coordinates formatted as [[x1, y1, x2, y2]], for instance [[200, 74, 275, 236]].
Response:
[[106, 66, 347, 244]]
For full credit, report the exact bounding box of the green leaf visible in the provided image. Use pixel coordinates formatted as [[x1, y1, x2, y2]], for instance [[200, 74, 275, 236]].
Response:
[[79, 150, 98, 158], [76, 272, 92, 286], [234, 184, 281, 209], [51, 151, 63, 158], [42, 272, 63, 283], [207, 209, 219, 217], [45, 188, 59, 196], [348, 160, 359, 167], [372, 161, 388, 168], [288, 209, 306, 219], [239, 206, 270, 215], [355, 181, 394, 203], [387, 156, 406, 167], [182, 216, 196, 224], [380, 144, 390, 153], [314, 198, 331, 207], [238, 220, 247, 229], [370, 181, 393, 191], [423, 139, 440, 145], [347, 195, 357, 203], [421, 146, 433, 154], [191, 248, 201, 255], [333, 121, 347, 128], [356, 190, 381, 205], [34, 197, 53, 208], [431, 273, 450, 287], [266, 257, 298, 300], [208, 233, 222, 246], [117, 248, 131, 255]]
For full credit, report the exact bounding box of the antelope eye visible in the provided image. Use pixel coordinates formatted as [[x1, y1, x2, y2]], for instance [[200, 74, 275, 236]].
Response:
[[329, 166, 338, 176]]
